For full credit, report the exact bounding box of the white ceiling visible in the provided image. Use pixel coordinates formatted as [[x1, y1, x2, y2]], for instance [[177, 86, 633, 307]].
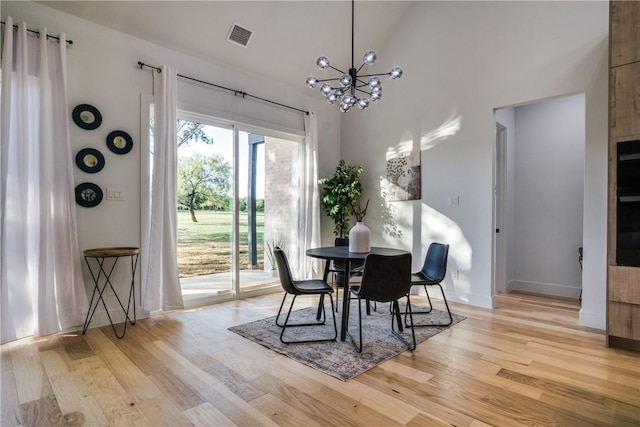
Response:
[[37, 1, 416, 88]]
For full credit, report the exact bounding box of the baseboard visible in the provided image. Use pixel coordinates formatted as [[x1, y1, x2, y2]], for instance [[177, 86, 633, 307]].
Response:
[[579, 308, 606, 330], [413, 287, 493, 309], [508, 279, 581, 299], [448, 291, 493, 309]]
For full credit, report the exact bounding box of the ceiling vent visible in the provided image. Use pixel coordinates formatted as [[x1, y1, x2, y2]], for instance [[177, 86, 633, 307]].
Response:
[[226, 23, 253, 48]]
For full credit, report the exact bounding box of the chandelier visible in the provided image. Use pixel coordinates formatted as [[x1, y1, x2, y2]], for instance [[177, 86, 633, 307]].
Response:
[[305, 0, 403, 112]]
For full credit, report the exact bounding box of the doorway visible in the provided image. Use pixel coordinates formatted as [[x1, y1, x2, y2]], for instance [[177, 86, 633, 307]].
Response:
[[493, 93, 585, 300], [493, 123, 507, 295]]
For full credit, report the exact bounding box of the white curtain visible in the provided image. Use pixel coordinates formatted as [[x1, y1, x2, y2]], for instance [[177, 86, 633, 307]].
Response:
[[142, 66, 183, 312], [298, 112, 322, 279], [0, 18, 88, 343]]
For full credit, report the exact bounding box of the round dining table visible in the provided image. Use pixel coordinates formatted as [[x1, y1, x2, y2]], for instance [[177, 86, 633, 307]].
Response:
[[306, 246, 410, 341]]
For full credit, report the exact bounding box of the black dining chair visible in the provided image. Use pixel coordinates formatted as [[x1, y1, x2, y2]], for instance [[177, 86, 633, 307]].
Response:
[[405, 242, 453, 327], [348, 253, 416, 353], [274, 247, 337, 344], [322, 238, 364, 312]]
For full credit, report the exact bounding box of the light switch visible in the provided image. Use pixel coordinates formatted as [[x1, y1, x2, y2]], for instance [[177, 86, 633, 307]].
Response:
[[106, 188, 125, 201]]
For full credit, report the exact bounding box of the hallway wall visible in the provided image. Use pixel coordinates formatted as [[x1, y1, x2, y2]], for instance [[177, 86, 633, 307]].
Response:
[[508, 94, 585, 298]]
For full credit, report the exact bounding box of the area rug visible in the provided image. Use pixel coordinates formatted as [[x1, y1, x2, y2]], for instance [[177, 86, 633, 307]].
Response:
[[228, 302, 465, 381]]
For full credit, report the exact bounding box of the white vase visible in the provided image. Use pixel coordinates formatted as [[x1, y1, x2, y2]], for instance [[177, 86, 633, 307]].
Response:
[[349, 221, 371, 253]]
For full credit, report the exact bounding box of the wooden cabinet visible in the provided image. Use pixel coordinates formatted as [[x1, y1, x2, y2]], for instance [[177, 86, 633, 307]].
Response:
[[609, 62, 640, 138], [610, 0, 640, 67], [607, 1, 640, 351]]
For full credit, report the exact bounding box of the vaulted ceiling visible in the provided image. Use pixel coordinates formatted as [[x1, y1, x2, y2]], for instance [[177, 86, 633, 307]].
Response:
[[38, 1, 415, 89]]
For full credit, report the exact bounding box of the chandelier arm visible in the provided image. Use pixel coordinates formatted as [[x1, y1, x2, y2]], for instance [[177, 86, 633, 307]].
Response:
[[353, 87, 372, 96], [356, 62, 368, 74], [315, 77, 343, 84], [327, 65, 347, 75], [357, 72, 392, 78]]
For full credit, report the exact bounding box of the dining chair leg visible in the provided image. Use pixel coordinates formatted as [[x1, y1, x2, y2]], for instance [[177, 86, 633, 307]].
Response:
[[346, 296, 364, 353], [279, 293, 338, 344], [316, 294, 325, 321], [392, 300, 404, 332], [423, 285, 435, 313], [276, 293, 327, 328], [275, 292, 289, 327], [392, 296, 416, 351], [404, 284, 453, 327]]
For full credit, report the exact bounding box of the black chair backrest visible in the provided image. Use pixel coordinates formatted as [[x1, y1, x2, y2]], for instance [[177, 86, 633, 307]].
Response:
[[333, 237, 349, 246], [358, 253, 412, 302], [335, 238, 349, 247], [333, 238, 349, 270], [421, 243, 449, 282], [334, 237, 364, 270], [274, 247, 298, 294]]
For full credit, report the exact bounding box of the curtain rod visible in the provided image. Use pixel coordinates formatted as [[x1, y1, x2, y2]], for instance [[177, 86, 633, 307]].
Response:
[[138, 61, 309, 116], [1, 20, 73, 45]]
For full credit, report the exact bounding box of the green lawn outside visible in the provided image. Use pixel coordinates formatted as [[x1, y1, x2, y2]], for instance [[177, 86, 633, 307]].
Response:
[[177, 210, 265, 278]]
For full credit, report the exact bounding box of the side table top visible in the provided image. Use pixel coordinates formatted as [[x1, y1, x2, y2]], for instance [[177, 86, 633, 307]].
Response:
[[84, 247, 140, 257]]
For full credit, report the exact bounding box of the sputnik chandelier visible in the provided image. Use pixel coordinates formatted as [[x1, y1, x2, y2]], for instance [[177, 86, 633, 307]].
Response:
[[305, 0, 403, 112]]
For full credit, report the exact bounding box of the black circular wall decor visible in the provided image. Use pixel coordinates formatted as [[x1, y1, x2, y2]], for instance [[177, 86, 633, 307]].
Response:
[[75, 182, 103, 207], [75, 148, 105, 173], [72, 104, 102, 130], [106, 130, 133, 154]]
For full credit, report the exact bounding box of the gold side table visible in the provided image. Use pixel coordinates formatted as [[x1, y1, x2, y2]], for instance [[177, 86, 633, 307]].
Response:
[[82, 247, 140, 338]]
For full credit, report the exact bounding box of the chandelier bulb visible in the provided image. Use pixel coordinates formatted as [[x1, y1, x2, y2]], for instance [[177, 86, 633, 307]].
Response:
[[357, 98, 370, 110], [317, 56, 330, 70], [371, 87, 382, 101], [320, 83, 332, 94], [390, 66, 403, 79], [340, 74, 353, 87], [344, 94, 357, 106], [368, 76, 380, 88], [306, 76, 319, 88], [339, 102, 352, 113], [363, 51, 377, 65]]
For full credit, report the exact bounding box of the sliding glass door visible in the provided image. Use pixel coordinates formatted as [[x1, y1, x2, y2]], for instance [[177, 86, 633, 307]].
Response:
[[237, 130, 300, 293], [176, 121, 234, 304], [176, 113, 301, 305]]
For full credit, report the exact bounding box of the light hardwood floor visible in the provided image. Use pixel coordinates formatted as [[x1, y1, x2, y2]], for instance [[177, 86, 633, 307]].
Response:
[[1, 291, 639, 426]]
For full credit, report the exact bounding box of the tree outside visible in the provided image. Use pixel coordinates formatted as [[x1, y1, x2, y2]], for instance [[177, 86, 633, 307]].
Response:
[[177, 153, 231, 222], [177, 119, 212, 148]]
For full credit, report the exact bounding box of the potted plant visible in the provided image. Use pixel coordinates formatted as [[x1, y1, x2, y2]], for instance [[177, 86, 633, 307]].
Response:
[[265, 235, 287, 276], [318, 160, 363, 237]]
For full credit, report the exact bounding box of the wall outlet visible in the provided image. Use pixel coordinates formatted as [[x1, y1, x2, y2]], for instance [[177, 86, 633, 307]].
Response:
[[448, 196, 460, 206]]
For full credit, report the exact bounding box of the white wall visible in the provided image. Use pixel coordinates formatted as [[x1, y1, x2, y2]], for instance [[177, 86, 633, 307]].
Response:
[[2, 1, 342, 328], [341, 1, 608, 329], [508, 94, 585, 298]]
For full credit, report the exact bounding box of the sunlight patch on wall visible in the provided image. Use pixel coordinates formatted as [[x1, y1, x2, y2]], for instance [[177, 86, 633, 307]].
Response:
[[376, 181, 472, 298], [386, 114, 462, 160], [420, 203, 473, 300]]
